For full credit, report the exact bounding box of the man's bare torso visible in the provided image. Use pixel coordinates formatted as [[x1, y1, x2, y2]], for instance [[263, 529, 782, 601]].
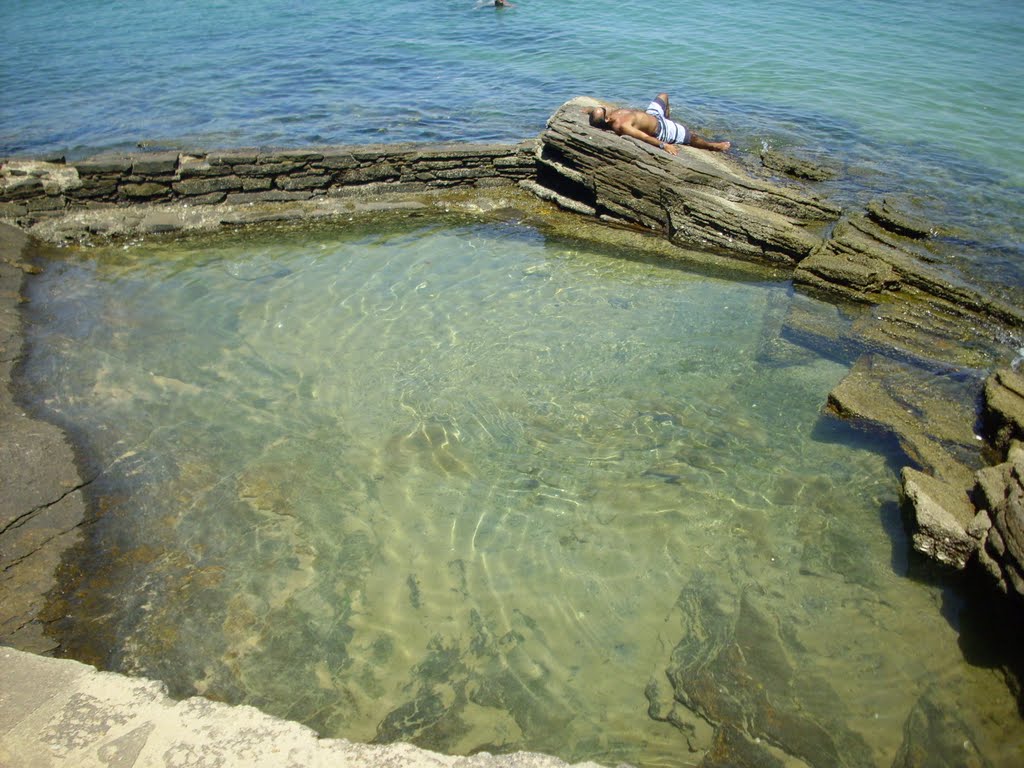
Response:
[[605, 107, 659, 138]]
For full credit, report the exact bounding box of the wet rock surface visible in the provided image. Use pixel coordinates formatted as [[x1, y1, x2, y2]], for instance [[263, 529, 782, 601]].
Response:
[[647, 579, 877, 768], [982, 369, 1024, 455], [972, 439, 1024, 599], [0, 224, 90, 654], [900, 467, 978, 569], [892, 689, 994, 768], [760, 148, 841, 182]]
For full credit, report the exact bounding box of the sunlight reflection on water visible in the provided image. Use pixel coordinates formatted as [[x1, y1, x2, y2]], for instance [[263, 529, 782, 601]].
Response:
[[21, 217, 1023, 766]]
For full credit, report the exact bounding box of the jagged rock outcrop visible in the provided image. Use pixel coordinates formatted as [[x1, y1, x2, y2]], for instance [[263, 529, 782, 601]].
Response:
[[895, 369, 1024, 603], [760, 148, 840, 181], [530, 98, 1023, 360], [526, 97, 841, 265], [794, 209, 1024, 351], [982, 368, 1024, 455], [968, 370, 1024, 600], [972, 441, 1024, 598], [900, 467, 979, 569]]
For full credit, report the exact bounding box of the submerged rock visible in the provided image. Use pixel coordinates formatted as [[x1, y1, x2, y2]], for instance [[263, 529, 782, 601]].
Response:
[[865, 198, 935, 240], [826, 354, 982, 490], [892, 689, 993, 768], [651, 579, 875, 768], [760, 148, 840, 182]]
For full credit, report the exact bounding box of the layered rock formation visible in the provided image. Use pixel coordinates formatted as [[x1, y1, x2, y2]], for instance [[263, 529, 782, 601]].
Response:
[[0, 142, 536, 242], [531, 98, 1023, 354], [970, 370, 1024, 598], [525, 98, 841, 265]]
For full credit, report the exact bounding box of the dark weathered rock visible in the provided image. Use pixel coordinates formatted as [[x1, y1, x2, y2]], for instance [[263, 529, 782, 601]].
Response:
[[701, 725, 786, 768], [528, 97, 841, 265], [0, 175, 45, 200], [865, 198, 934, 239], [982, 368, 1024, 454], [120, 182, 170, 200], [177, 158, 233, 179], [892, 690, 994, 768], [275, 173, 331, 191], [172, 175, 244, 197], [74, 154, 133, 174], [972, 442, 1024, 598], [206, 149, 259, 166], [130, 152, 179, 176]]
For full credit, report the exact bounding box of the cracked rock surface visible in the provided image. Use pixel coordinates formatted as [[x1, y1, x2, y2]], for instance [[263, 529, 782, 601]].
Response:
[[0, 223, 90, 653]]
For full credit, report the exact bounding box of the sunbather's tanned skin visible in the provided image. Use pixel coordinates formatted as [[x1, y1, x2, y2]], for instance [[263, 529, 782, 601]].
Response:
[[585, 92, 730, 154]]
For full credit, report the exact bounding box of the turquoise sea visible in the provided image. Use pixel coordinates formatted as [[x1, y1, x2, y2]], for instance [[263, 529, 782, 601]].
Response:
[[6, 2, 1024, 766]]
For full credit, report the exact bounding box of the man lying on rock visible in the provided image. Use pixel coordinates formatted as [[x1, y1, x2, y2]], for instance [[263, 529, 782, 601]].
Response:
[[585, 93, 731, 154]]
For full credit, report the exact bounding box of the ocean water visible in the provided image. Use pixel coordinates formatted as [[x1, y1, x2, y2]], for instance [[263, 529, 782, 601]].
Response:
[[3, 0, 1022, 283]]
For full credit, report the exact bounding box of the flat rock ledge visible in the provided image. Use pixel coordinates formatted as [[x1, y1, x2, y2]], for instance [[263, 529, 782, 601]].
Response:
[[0, 225, 89, 656], [0, 646, 605, 768]]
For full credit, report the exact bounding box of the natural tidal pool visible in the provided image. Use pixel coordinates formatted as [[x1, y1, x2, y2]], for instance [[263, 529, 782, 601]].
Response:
[[19, 214, 1023, 767]]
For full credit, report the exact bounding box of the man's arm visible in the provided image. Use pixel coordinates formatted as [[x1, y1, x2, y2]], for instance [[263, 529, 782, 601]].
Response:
[[616, 122, 679, 155]]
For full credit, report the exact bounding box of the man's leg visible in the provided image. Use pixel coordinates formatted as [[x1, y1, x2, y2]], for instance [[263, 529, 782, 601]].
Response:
[[655, 92, 671, 118], [653, 92, 730, 151], [686, 132, 731, 152]]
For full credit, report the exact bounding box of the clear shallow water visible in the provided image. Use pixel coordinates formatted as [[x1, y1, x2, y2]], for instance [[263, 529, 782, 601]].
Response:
[[20, 218, 1023, 766], [2, 0, 1023, 285]]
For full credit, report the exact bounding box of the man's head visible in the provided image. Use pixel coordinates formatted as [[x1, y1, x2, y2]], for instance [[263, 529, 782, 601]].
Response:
[[587, 106, 608, 128]]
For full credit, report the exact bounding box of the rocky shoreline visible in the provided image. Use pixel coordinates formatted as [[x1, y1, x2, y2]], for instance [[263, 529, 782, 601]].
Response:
[[0, 225, 91, 655], [531, 98, 1024, 615], [2, 97, 1023, 763]]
